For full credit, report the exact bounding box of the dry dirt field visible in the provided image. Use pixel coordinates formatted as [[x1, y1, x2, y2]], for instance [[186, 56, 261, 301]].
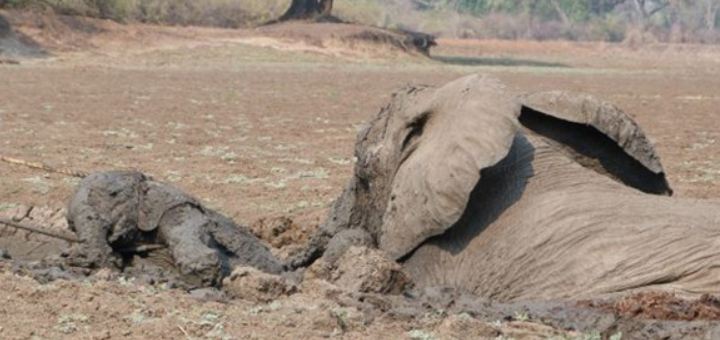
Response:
[[2, 10, 720, 340]]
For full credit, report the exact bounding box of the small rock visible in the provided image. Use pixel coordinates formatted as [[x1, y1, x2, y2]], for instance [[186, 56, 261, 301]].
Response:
[[0, 249, 11, 260], [435, 314, 500, 339], [331, 246, 412, 294], [222, 266, 295, 303], [31, 266, 76, 284], [322, 229, 373, 264], [305, 258, 333, 281], [92, 268, 117, 281], [0, 204, 31, 222], [189, 287, 227, 302]]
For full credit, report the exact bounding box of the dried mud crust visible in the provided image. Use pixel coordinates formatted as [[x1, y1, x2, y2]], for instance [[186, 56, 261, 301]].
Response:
[[250, 216, 311, 249], [0, 265, 584, 339], [1, 9, 720, 340], [3, 258, 720, 339], [1, 208, 719, 340], [584, 292, 720, 321]]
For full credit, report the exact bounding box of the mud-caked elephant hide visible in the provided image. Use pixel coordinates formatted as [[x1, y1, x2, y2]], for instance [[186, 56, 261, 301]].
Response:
[[292, 74, 720, 302], [67, 171, 282, 287]]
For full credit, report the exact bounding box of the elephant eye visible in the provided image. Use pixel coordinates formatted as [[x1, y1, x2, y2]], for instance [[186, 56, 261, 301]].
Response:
[[402, 111, 430, 153]]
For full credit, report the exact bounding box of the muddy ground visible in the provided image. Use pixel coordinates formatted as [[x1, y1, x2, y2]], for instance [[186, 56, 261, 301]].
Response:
[[1, 10, 720, 339]]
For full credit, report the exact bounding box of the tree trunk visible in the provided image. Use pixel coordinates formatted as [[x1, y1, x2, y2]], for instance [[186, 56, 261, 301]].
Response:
[[633, 0, 649, 20], [550, 0, 571, 27], [705, 0, 719, 32], [279, 0, 334, 21]]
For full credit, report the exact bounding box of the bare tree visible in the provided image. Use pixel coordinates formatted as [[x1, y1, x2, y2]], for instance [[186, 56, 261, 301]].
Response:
[[550, 0, 571, 26], [632, 0, 671, 23], [703, 0, 720, 31]]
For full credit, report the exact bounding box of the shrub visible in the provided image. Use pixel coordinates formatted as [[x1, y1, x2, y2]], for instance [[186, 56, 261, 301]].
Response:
[[0, 0, 287, 27]]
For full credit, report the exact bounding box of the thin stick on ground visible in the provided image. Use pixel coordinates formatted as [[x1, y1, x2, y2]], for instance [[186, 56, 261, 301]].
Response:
[[0, 217, 81, 243], [177, 325, 191, 339], [0, 155, 88, 178], [0, 218, 168, 251]]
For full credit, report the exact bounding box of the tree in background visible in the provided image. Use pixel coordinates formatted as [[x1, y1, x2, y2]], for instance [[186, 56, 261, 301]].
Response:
[[427, 0, 718, 42], [631, 0, 671, 26], [0, 0, 718, 43], [701, 0, 720, 31], [279, 0, 334, 21]]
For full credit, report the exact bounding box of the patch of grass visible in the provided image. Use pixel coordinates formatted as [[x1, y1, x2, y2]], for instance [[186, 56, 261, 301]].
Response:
[[513, 310, 530, 322], [333, 0, 385, 27], [55, 313, 89, 334], [407, 329, 436, 340]]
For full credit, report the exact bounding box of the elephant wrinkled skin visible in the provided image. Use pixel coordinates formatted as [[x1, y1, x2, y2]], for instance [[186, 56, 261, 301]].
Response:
[[67, 171, 282, 287], [295, 74, 720, 301]]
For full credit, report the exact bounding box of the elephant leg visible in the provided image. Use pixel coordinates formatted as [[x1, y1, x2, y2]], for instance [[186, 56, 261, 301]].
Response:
[[158, 205, 221, 286]]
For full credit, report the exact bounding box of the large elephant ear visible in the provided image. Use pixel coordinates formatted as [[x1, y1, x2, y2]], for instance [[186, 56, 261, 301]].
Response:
[[379, 75, 520, 259], [520, 91, 672, 195]]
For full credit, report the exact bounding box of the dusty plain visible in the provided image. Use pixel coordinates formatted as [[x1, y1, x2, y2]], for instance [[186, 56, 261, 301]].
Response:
[[2, 11, 720, 339]]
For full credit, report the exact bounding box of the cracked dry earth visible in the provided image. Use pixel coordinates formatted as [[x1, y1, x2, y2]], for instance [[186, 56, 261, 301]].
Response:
[[3, 13, 720, 340]]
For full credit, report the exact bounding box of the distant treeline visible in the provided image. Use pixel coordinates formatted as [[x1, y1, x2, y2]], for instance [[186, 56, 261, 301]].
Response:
[[410, 0, 720, 43], [0, 0, 288, 27], [1, 0, 719, 43]]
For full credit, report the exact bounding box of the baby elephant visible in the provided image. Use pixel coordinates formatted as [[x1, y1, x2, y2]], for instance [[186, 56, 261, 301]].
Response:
[[67, 171, 282, 286]]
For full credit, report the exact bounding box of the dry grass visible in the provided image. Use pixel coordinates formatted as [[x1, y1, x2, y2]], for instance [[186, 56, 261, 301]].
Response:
[[3, 0, 288, 27]]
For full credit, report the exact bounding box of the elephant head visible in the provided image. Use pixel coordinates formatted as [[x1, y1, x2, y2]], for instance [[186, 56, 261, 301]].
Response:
[[298, 74, 720, 301], [354, 75, 522, 260], [289, 75, 520, 266]]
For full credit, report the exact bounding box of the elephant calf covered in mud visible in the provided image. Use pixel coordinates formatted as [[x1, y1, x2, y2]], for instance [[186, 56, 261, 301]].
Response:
[[291, 74, 720, 301], [67, 171, 282, 287]]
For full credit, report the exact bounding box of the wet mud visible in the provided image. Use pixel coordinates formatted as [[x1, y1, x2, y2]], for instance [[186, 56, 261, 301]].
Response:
[[64, 171, 282, 288]]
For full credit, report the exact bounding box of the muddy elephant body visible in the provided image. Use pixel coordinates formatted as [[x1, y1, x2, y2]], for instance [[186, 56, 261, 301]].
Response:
[[404, 133, 720, 301], [67, 171, 282, 286], [295, 74, 720, 301]]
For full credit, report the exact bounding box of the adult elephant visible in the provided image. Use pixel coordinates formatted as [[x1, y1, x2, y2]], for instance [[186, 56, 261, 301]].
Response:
[[291, 74, 720, 302]]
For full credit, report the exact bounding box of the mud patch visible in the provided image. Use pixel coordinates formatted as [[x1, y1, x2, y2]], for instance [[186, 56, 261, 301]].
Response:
[[390, 287, 719, 339], [0, 204, 73, 261], [0, 175, 307, 291], [587, 292, 720, 321], [63, 171, 282, 288], [251, 216, 309, 249], [307, 246, 411, 295], [222, 266, 297, 303]]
